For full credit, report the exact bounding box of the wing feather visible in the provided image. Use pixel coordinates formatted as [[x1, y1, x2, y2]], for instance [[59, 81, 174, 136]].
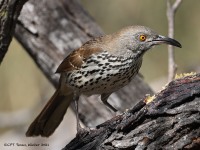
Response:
[[56, 41, 103, 73]]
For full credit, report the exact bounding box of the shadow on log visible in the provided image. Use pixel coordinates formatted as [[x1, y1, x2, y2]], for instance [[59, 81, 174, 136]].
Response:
[[64, 74, 200, 150]]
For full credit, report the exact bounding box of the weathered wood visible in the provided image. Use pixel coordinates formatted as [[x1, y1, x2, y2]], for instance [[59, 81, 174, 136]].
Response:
[[0, 0, 28, 64], [14, 0, 153, 127], [64, 74, 200, 150]]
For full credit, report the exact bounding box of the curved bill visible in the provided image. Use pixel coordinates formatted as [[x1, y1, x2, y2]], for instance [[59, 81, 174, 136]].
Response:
[[152, 35, 182, 48]]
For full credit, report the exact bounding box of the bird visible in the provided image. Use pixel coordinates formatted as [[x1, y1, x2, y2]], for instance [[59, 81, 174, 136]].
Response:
[[26, 25, 182, 137]]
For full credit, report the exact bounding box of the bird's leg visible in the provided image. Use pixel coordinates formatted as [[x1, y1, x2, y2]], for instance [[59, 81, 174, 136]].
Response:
[[73, 94, 82, 132], [103, 100, 118, 112], [101, 93, 118, 112], [73, 92, 89, 135]]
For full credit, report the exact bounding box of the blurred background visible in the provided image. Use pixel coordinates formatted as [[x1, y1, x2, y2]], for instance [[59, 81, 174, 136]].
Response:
[[0, 0, 200, 149]]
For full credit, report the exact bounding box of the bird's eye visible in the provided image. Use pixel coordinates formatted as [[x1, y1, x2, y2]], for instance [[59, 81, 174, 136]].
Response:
[[139, 35, 146, 41]]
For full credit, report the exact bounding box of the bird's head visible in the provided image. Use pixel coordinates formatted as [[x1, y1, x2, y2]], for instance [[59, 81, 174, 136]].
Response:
[[114, 26, 182, 56]]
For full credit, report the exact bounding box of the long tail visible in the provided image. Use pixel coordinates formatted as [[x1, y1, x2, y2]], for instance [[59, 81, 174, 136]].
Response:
[[26, 89, 73, 137]]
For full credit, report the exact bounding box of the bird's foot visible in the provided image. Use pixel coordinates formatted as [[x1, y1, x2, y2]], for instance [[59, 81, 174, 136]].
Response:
[[76, 127, 90, 137], [115, 111, 121, 116]]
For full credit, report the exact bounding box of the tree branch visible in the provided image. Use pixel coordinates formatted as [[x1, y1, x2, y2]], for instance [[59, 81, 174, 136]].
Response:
[[172, 0, 183, 12], [0, 0, 28, 64], [167, 0, 183, 81], [64, 73, 200, 150]]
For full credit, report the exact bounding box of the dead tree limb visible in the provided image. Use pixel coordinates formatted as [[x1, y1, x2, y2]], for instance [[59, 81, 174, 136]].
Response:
[[64, 73, 200, 150], [0, 0, 28, 64], [14, 0, 153, 126]]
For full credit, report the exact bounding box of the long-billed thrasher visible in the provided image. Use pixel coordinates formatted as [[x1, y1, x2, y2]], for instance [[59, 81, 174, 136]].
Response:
[[26, 26, 181, 137]]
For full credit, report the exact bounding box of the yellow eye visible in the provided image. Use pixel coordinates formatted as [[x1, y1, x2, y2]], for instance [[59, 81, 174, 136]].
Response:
[[139, 35, 146, 41]]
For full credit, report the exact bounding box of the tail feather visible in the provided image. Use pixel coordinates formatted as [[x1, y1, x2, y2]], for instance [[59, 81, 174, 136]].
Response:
[[26, 89, 73, 137]]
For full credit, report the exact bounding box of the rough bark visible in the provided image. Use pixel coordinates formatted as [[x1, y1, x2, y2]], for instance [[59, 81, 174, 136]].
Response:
[[64, 74, 200, 150], [14, 0, 153, 126], [0, 0, 28, 64]]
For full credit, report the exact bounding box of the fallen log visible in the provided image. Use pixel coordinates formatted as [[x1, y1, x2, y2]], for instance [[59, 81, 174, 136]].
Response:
[[64, 73, 200, 150]]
